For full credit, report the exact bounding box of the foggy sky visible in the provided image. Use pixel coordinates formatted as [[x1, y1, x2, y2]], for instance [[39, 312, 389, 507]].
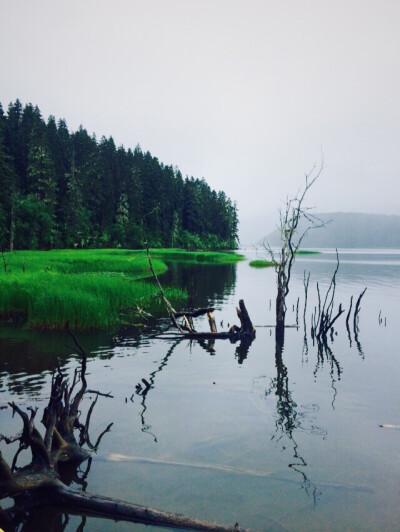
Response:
[[1, 0, 399, 244]]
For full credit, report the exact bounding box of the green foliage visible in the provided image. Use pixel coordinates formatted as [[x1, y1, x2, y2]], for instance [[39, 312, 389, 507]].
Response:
[[0, 100, 239, 251], [295, 250, 320, 255], [150, 248, 244, 264], [178, 230, 238, 251], [249, 259, 276, 268], [0, 249, 186, 330], [13, 196, 56, 250]]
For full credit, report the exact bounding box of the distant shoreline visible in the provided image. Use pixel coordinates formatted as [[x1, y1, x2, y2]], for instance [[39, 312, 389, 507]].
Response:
[[257, 212, 400, 249]]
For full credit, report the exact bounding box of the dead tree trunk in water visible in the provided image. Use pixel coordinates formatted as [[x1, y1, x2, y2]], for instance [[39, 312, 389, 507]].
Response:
[[0, 333, 247, 532], [264, 161, 326, 341], [275, 279, 287, 340]]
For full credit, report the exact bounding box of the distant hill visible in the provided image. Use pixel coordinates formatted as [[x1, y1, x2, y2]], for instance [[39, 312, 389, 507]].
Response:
[[262, 212, 400, 248]]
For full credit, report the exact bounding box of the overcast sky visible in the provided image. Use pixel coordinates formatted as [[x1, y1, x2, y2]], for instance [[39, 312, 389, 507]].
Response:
[[1, 0, 399, 243]]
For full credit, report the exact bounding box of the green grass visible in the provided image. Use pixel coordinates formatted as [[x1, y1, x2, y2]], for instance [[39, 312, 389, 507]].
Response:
[[1, 249, 166, 277], [249, 259, 276, 268], [295, 250, 320, 255], [0, 249, 187, 330], [149, 248, 244, 263]]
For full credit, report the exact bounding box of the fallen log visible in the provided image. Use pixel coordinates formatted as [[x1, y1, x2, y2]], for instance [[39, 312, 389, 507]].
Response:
[[156, 300, 256, 343], [0, 477, 244, 531]]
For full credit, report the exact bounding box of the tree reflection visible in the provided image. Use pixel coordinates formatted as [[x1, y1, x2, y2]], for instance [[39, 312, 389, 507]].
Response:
[[135, 340, 181, 442], [135, 331, 255, 447], [313, 338, 342, 408], [234, 338, 253, 364], [194, 334, 254, 364], [266, 332, 324, 504]]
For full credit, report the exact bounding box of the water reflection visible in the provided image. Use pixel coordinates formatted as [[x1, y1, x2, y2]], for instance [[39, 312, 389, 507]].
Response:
[[135, 332, 256, 445], [135, 340, 181, 442], [234, 339, 253, 364], [0, 505, 87, 532], [197, 338, 216, 355], [265, 333, 328, 504], [0, 327, 112, 397], [161, 262, 237, 308], [313, 339, 342, 407], [264, 275, 370, 500]]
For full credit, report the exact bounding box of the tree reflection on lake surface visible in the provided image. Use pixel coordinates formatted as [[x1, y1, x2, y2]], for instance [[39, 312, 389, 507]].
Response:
[[0, 249, 399, 531]]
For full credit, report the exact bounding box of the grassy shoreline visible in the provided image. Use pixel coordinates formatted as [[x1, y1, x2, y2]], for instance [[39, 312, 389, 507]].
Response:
[[249, 259, 276, 268], [0, 248, 242, 330], [249, 250, 320, 268]]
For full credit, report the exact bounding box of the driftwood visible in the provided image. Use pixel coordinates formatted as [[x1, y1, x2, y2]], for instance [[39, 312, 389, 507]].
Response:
[[156, 299, 256, 342], [0, 332, 247, 531], [145, 246, 255, 343]]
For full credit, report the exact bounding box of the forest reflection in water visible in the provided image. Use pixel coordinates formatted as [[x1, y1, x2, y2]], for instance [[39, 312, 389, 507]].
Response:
[[0, 250, 399, 531]]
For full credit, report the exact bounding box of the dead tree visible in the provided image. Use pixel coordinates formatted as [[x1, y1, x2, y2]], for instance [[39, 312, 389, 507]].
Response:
[[155, 299, 256, 343], [353, 287, 367, 335], [0, 334, 247, 532], [264, 161, 326, 340], [311, 251, 345, 341]]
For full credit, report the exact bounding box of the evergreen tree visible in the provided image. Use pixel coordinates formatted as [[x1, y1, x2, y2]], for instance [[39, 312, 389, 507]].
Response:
[[25, 128, 58, 248], [62, 150, 90, 247], [0, 105, 18, 250]]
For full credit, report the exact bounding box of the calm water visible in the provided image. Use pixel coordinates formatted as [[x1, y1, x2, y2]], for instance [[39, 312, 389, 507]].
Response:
[[0, 249, 399, 531]]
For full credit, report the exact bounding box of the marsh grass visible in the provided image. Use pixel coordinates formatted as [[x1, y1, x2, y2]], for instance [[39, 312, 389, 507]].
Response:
[[249, 259, 276, 268], [1, 249, 162, 277], [149, 248, 244, 263], [295, 250, 320, 255], [0, 249, 187, 330]]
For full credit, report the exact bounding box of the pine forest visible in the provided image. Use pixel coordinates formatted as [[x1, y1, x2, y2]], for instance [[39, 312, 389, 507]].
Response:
[[0, 100, 239, 251]]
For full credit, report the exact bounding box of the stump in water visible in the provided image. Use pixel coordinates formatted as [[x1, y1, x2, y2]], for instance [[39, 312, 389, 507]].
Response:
[[156, 299, 256, 343], [0, 333, 248, 532]]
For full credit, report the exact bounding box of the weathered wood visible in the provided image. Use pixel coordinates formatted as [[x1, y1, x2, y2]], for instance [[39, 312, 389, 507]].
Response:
[[183, 314, 194, 332], [48, 485, 245, 531], [143, 248, 254, 344], [156, 300, 255, 343], [235, 300, 255, 338], [207, 311, 218, 333], [145, 246, 184, 333], [0, 480, 246, 531]]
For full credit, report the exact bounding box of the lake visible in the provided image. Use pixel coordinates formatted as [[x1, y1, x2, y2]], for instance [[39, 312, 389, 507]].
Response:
[[0, 249, 399, 531]]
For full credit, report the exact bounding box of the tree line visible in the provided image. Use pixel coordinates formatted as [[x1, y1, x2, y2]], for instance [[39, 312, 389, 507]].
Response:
[[0, 100, 239, 251]]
